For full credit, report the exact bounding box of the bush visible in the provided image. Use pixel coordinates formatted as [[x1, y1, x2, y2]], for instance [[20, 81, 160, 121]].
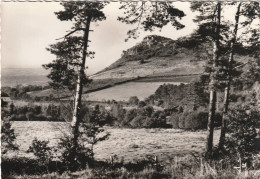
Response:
[[184, 111, 208, 129], [1, 120, 19, 155], [110, 103, 126, 121], [129, 109, 170, 128], [170, 111, 209, 130], [178, 112, 186, 129], [27, 138, 53, 164], [170, 113, 180, 129], [143, 117, 170, 128], [130, 116, 146, 128], [138, 101, 146, 108], [58, 114, 110, 171], [224, 105, 260, 167], [139, 106, 154, 117], [33, 114, 48, 121], [129, 96, 140, 105], [122, 109, 138, 127], [57, 135, 93, 172]]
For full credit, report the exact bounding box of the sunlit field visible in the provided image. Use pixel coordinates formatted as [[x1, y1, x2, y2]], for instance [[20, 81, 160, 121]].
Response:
[[83, 82, 182, 101], [9, 121, 220, 163]]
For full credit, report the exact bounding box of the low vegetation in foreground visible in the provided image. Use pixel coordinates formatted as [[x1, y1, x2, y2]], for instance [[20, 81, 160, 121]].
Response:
[[2, 103, 260, 178], [2, 152, 260, 179]]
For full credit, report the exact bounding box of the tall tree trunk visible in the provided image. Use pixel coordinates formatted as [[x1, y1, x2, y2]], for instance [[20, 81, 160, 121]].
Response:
[[205, 3, 221, 154], [218, 2, 241, 149], [71, 17, 92, 149]]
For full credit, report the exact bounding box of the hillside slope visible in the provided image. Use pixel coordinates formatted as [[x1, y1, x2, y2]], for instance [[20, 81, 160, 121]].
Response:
[[91, 35, 255, 81], [91, 35, 208, 79]]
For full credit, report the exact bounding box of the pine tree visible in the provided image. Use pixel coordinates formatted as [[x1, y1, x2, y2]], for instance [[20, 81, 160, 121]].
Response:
[[219, 2, 242, 149], [43, 2, 107, 162], [118, 2, 185, 40], [191, 2, 222, 154], [219, 2, 260, 149]]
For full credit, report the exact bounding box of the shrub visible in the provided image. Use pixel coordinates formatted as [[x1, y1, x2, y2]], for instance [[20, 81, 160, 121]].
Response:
[[224, 105, 260, 167], [170, 113, 180, 129], [26, 111, 34, 121], [139, 106, 154, 117], [10, 114, 27, 121], [178, 112, 186, 129], [57, 114, 110, 171], [110, 103, 126, 121], [128, 96, 140, 105], [1, 120, 19, 155], [123, 109, 138, 126], [81, 123, 110, 157], [34, 114, 48, 121], [130, 116, 146, 128], [57, 135, 93, 172], [143, 117, 170, 128], [184, 111, 208, 129], [27, 138, 53, 164], [138, 101, 146, 108]]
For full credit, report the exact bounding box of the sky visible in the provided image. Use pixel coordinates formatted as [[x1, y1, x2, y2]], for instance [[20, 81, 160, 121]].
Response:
[[4, 2, 254, 74], [1, 2, 199, 75]]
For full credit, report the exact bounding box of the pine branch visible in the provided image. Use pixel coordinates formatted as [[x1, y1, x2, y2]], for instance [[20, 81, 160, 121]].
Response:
[[56, 28, 86, 40], [232, 61, 249, 70]]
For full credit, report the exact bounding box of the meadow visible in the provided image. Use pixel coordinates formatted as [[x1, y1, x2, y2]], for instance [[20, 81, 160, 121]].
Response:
[[83, 82, 182, 101], [9, 121, 220, 163]]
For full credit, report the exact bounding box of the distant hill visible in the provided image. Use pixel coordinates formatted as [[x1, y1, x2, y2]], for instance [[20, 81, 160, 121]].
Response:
[[1, 68, 50, 87], [91, 35, 254, 81], [91, 35, 207, 80]]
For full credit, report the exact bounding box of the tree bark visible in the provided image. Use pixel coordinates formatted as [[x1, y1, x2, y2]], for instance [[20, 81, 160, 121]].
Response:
[[218, 2, 241, 149], [205, 2, 221, 154], [71, 16, 92, 148]]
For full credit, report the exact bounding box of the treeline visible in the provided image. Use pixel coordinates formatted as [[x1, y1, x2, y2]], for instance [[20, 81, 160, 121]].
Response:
[[2, 103, 64, 122], [145, 82, 208, 109], [108, 103, 171, 128], [1, 82, 220, 130], [2, 85, 51, 101]]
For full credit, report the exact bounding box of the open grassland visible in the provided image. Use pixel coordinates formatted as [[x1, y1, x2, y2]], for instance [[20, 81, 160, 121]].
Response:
[[9, 121, 220, 163], [92, 56, 205, 80], [83, 82, 182, 101]]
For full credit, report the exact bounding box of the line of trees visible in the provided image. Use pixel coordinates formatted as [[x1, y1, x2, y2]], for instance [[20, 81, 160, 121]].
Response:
[[190, 2, 259, 154]]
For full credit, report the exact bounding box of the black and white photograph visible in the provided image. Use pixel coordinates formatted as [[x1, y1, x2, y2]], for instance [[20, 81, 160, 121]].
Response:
[[1, 1, 260, 178]]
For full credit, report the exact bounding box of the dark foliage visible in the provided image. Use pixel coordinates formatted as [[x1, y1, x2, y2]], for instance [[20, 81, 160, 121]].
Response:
[[1, 157, 63, 177], [146, 82, 208, 109], [1, 120, 19, 155], [170, 110, 222, 130], [118, 2, 185, 41], [57, 135, 94, 171], [8, 104, 65, 122], [27, 138, 53, 164], [224, 105, 260, 166], [2, 85, 50, 101]]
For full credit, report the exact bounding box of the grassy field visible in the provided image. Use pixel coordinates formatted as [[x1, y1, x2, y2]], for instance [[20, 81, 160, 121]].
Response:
[[83, 82, 182, 101], [9, 121, 220, 163]]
